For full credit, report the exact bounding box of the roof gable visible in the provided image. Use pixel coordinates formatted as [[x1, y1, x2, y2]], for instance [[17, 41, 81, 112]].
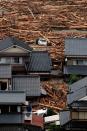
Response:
[[2, 45, 29, 53], [0, 37, 32, 52], [65, 38, 87, 56]]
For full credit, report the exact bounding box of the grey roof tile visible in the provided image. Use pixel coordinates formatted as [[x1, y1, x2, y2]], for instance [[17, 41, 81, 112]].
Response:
[[12, 75, 41, 97], [69, 76, 87, 93], [65, 38, 87, 56], [28, 51, 52, 72], [67, 86, 87, 104], [0, 37, 32, 51]]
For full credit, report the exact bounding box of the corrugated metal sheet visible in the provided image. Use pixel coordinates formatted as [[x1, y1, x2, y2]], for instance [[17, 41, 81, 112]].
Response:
[[64, 65, 87, 75], [44, 114, 60, 124], [12, 75, 41, 96], [67, 86, 87, 105], [65, 38, 87, 56], [69, 76, 87, 93], [28, 51, 52, 72], [60, 110, 70, 126], [0, 64, 11, 78], [31, 114, 44, 128], [0, 91, 25, 104]]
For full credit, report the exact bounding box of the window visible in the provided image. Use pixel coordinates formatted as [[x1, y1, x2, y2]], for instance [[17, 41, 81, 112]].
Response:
[[0, 105, 21, 114], [0, 57, 1, 61], [0, 105, 9, 114], [13, 57, 19, 63], [77, 60, 83, 65], [0, 82, 7, 90], [83, 60, 87, 65], [10, 106, 17, 113]]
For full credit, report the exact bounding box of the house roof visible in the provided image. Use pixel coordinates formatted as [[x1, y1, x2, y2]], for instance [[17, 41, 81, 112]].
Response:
[[0, 91, 26, 104], [0, 64, 11, 78], [0, 37, 32, 52], [12, 75, 41, 97], [64, 65, 87, 75], [69, 76, 87, 93], [65, 38, 87, 56], [67, 86, 87, 104], [28, 51, 52, 72]]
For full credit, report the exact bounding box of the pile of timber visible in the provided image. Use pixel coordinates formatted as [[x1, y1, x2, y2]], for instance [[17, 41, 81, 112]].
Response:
[[0, 0, 87, 110], [32, 79, 68, 111], [0, 0, 87, 69]]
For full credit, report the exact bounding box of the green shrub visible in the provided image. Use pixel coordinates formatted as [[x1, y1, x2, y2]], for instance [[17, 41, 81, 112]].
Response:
[[48, 124, 60, 131], [46, 108, 56, 116], [68, 74, 81, 84]]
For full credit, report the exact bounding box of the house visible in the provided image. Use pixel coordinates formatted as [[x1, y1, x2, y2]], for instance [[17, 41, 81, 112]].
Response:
[[60, 76, 87, 131], [0, 36, 52, 130], [64, 38, 87, 75], [0, 37, 52, 76]]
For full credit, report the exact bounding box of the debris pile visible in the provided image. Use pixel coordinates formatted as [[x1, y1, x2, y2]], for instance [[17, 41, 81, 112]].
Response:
[[0, 0, 87, 110], [32, 79, 68, 111], [0, 0, 87, 67]]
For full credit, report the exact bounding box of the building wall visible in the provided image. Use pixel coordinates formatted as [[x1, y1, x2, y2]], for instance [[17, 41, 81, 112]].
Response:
[[72, 111, 87, 120]]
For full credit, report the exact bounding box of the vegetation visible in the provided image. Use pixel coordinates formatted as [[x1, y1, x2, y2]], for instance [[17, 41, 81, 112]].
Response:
[[67, 74, 82, 84], [48, 124, 60, 131], [46, 108, 56, 116]]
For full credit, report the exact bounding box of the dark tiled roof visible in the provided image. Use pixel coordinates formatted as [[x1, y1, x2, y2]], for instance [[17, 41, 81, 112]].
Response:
[[0, 64, 11, 78], [67, 86, 87, 104], [69, 76, 87, 93], [65, 38, 87, 56], [12, 75, 41, 97], [64, 65, 87, 75], [28, 51, 52, 72], [0, 37, 32, 51]]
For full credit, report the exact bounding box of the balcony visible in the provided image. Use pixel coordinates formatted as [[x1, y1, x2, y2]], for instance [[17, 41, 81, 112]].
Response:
[[0, 114, 24, 124]]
